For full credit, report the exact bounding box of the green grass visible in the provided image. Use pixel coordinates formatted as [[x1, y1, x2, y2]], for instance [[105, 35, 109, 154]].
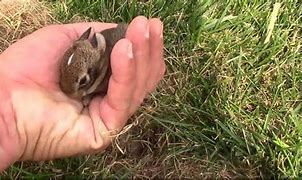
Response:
[[2, 0, 302, 178]]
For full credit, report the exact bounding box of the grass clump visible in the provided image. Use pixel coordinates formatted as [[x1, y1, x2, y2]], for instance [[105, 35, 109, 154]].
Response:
[[0, 0, 52, 53], [1, 0, 302, 178]]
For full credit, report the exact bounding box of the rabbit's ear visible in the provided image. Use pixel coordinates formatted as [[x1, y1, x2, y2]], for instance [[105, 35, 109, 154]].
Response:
[[91, 33, 106, 54], [78, 27, 92, 41]]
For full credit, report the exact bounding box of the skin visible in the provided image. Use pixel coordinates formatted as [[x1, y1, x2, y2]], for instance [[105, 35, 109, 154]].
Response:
[[0, 16, 165, 171]]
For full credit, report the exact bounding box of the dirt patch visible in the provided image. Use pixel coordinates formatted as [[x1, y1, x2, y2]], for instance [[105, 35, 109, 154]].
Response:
[[0, 0, 52, 52]]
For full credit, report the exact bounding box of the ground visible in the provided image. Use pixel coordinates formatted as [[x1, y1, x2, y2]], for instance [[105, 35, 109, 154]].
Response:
[[1, 0, 301, 178]]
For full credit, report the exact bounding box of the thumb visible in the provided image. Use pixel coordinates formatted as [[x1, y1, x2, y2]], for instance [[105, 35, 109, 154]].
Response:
[[90, 39, 135, 132]]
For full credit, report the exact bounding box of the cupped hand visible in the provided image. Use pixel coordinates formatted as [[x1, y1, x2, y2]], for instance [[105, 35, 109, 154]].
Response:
[[0, 16, 165, 170]]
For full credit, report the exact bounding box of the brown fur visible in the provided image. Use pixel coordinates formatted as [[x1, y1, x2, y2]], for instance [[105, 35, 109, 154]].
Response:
[[59, 24, 127, 102]]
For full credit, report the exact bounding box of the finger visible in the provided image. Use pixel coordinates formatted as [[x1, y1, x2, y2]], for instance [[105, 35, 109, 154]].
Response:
[[91, 39, 135, 131], [126, 16, 151, 106], [147, 18, 165, 92]]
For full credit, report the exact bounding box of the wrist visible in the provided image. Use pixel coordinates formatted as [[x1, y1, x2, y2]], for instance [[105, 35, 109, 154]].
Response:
[[0, 71, 20, 172]]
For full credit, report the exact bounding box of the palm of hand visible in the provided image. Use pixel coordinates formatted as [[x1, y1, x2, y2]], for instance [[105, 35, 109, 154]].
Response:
[[0, 24, 116, 160], [0, 17, 164, 161]]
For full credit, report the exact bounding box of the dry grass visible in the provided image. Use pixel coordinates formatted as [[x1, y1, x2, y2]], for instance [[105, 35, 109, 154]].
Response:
[[0, 0, 52, 52]]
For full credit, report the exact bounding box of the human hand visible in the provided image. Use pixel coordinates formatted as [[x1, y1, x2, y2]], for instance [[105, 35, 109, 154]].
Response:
[[0, 16, 165, 171]]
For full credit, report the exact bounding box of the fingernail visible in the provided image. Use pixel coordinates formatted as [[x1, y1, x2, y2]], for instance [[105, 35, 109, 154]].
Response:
[[145, 23, 150, 39], [127, 41, 133, 59], [160, 22, 163, 39]]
